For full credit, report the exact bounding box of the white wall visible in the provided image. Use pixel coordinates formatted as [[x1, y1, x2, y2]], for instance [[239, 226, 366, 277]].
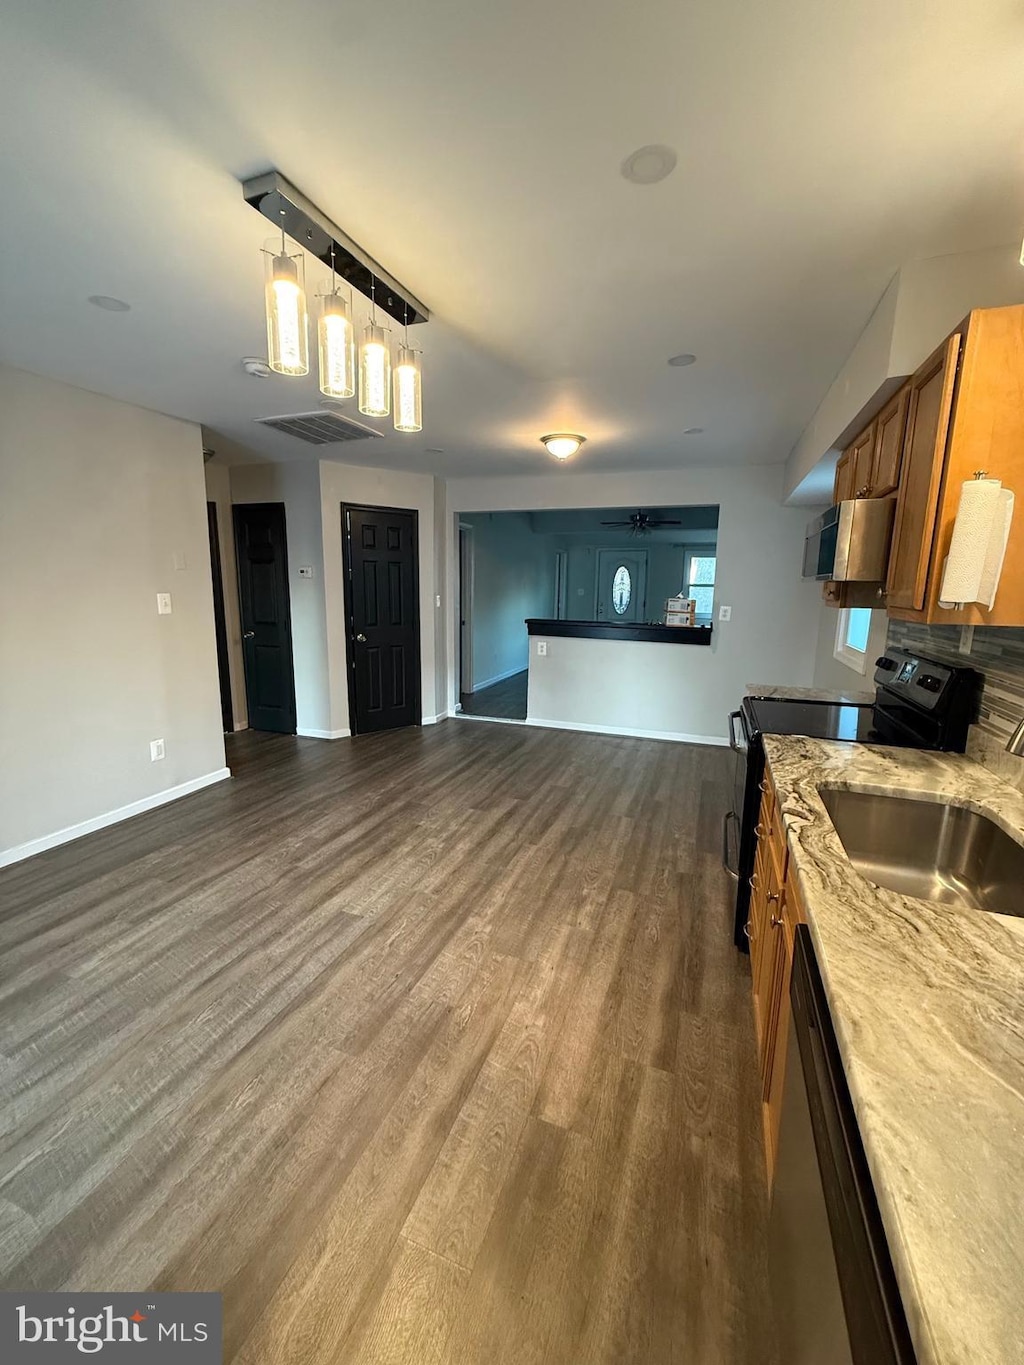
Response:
[[230, 461, 332, 737], [461, 512, 555, 689], [319, 459, 441, 730], [445, 465, 821, 741], [0, 366, 228, 864], [811, 604, 887, 695], [203, 459, 247, 729]]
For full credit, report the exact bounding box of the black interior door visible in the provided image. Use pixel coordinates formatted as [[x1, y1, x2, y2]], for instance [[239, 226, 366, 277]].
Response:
[[233, 502, 297, 735], [343, 504, 421, 735], [207, 502, 233, 733]]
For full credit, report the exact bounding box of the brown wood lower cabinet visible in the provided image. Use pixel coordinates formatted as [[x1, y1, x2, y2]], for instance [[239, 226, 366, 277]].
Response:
[[745, 768, 806, 1183]]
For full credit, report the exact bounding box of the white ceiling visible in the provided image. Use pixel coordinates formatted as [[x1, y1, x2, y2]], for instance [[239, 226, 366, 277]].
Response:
[[1, 0, 1022, 479]]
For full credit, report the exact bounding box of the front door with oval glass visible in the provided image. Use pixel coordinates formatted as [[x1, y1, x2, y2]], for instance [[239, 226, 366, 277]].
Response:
[[595, 548, 648, 623]]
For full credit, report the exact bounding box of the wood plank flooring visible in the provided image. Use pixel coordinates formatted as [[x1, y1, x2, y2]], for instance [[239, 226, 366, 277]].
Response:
[[0, 722, 775, 1363], [459, 670, 528, 720]]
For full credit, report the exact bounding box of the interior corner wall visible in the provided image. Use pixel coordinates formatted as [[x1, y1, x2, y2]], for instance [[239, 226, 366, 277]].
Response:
[[432, 475, 449, 717], [318, 460, 440, 731], [444, 464, 821, 740], [229, 460, 331, 736], [203, 460, 247, 729], [0, 365, 228, 865], [811, 603, 888, 694]]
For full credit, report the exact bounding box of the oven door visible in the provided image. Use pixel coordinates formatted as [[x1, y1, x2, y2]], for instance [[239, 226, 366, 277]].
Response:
[[722, 709, 746, 880]]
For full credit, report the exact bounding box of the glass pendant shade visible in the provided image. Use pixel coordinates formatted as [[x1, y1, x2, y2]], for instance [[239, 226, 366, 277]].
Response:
[[317, 290, 355, 398], [393, 344, 422, 432], [264, 250, 308, 376], [358, 322, 391, 417]]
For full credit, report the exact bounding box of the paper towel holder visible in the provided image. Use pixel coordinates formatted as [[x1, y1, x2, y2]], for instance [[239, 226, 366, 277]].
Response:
[[972, 469, 989, 479]]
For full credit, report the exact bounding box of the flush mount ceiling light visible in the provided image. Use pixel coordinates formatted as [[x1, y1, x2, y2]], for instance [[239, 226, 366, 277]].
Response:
[[243, 172, 430, 431], [620, 144, 677, 185], [668, 353, 697, 367], [683, 426, 704, 435], [541, 433, 586, 460], [87, 295, 130, 312]]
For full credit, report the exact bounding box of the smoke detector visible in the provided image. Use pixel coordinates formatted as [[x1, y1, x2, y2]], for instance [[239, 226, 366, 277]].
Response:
[[241, 356, 272, 378]]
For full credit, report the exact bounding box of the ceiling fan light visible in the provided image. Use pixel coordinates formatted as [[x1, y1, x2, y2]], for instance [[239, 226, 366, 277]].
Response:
[[541, 433, 586, 460], [264, 248, 309, 376]]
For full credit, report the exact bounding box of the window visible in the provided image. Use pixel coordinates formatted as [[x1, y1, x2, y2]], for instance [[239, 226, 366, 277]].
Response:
[[834, 606, 873, 673], [683, 552, 716, 620], [611, 565, 632, 614]]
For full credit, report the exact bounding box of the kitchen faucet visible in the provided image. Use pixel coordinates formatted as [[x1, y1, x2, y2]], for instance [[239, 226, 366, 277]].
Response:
[[1008, 717, 1024, 756]]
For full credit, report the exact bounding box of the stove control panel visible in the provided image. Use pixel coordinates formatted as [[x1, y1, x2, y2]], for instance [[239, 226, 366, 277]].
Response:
[[873, 650, 953, 711]]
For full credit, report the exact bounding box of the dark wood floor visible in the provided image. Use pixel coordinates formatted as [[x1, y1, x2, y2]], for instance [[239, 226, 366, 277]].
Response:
[[0, 722, 774, 1363], [459, 670, 528, 720]]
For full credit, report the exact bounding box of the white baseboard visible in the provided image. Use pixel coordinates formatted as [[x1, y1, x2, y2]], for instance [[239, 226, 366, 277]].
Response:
[[471, 664, 529, 693], [297, 727, 351, 740], [421, 712, 448, 725], [523, 717, 728, 746], [0, 768, 233, 869]]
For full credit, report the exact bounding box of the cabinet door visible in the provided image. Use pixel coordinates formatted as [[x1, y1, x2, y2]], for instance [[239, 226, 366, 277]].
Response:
[[870, 384, 910, 497], [847, 424, 876, 498], [833, 449, 855, 504], [886, 334, 961, 612]]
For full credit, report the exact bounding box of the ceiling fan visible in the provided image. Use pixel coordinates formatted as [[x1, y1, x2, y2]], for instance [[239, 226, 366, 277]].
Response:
[[600, 509, 683, 536]]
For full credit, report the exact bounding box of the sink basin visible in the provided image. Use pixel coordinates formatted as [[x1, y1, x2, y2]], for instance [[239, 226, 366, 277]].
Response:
[[819, 788, 1024, 917]]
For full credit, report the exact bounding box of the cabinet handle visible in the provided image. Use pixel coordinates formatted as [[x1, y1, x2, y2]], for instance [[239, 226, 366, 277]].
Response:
[[758, 779, 769, 794], [767, 890, 780, 904], [749, 873, 760, 893], [755, 822, 767, 838], [743, 921, 752, 939], [856, 484, 873, 497], [770, 913, 784, 928]]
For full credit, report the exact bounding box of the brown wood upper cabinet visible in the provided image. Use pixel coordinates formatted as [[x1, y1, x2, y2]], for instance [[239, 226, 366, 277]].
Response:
[[870, 383, 910, 497], [887, 305, 1024, 625], [833, 424, 874, 502]]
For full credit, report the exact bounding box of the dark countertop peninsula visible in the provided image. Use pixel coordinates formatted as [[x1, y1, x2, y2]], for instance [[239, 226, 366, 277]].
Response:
[[525, 618, 713, 646]]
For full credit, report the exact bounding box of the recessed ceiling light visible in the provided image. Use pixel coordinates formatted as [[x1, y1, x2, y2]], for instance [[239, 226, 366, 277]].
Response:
[[87, 294, 130, 312], [620, 144, 677, 185], [241, 356, 273, 378], [541, 433, 586, 460], [668, 353, 696, 367], [683, 427, 704, 435]]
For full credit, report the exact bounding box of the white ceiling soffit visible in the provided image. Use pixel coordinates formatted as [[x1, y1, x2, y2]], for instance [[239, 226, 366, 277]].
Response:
[[1, 0, 1022, 479]]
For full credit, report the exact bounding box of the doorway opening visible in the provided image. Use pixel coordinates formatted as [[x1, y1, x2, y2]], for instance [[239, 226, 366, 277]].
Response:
[[342, 503, 422, 735], [207, 502, 233, 733], [233, 502, 297, 734]]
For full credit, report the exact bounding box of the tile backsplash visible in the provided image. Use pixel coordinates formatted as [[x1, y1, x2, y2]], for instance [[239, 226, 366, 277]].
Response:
[[886, 621, 1024, 791]]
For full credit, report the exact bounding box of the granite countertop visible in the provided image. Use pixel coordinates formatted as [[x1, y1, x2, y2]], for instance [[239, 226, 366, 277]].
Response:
[[746, 681, 875, 704], [763, 735, 1024, 1365]]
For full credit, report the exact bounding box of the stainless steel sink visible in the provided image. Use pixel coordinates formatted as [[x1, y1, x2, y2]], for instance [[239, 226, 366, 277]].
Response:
[[819, 788, 1024, 917]]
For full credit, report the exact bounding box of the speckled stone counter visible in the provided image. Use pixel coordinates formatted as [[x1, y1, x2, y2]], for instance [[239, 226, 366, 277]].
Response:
[[762, 735, 1024, 1365], [746, 682, 875, 704]]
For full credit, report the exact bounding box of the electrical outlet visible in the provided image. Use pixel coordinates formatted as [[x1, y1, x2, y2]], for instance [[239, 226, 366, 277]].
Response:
[[150, 739, 165, 761], [718, 604, 732, 622], [173, 551, 188, 571], [537, 640, 548, 656], [298, 565, 314, 578], [156, 592, 172, 615]]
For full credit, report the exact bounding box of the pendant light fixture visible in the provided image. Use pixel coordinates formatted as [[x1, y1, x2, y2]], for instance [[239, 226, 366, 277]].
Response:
[[358, 277, 391, 417], [393, 309, 422, 432], [263, 221, 308, 376], [317, 247, 355, 399]]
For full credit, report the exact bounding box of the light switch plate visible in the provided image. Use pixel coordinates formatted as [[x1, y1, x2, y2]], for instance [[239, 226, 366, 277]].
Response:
[[156, 593, 172, 615], [537, 641, 548, 656], [718, 604, 732, 622], [172, 552, 187, 571], [150, 739, 165, 761]]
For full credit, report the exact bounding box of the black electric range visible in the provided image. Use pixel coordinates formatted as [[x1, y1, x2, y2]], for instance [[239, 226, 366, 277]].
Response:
[[724, 649, 982, 951]]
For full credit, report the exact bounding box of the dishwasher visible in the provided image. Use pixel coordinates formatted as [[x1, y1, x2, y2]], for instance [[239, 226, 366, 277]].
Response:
[[769, 927, 917, 1365]]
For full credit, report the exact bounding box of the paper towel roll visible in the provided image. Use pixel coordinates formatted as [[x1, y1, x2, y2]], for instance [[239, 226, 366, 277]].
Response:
[[938, 478, 1015, 608]]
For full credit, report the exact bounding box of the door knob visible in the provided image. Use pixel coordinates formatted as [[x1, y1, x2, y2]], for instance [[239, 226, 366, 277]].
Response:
[[243, 631, 255, 640], [355, 633, 367, 642]]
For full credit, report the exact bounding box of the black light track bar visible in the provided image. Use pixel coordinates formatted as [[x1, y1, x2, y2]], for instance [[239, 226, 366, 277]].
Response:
[[242, 171, 430, 326]]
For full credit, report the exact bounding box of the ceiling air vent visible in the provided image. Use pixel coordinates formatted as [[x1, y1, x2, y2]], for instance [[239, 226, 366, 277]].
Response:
[[254, 409, 384, 445]]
